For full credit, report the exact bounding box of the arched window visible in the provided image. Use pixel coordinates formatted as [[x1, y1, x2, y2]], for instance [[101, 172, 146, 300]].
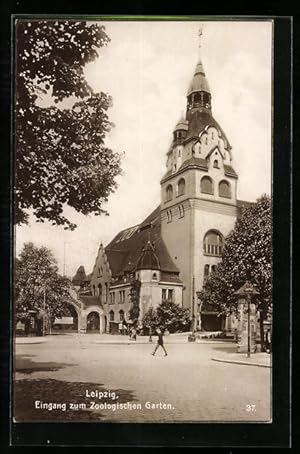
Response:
[[177, 178, 186, 196], [109, 310, 114, 321], [119, 310, 124, 322], [211, 265, 216, 273], [213, 160, 219, 169], [98, 283, 102, 302], [152, 272, 157, 280], [93, 285, 96, 296], [200, 176, 214, 195], [104, 283, 108, 303], [219, 180, 231, 198], [166, 184, 173, 202], [203, 231, 224, 257]]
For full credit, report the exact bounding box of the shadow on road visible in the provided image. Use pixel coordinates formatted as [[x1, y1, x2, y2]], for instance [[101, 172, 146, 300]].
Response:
[[211, 344, 237, 354], [15, 355, 77, 375], [14, 378, 137, 422]]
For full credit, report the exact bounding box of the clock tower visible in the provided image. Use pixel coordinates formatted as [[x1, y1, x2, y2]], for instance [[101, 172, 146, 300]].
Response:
[[160, 33, 239, 323]]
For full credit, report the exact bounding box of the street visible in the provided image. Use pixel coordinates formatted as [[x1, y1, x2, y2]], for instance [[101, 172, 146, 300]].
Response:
[[14, 333, 271, 423]]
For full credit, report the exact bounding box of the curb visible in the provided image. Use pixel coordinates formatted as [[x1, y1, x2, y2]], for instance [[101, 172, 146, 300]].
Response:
[[211, 357, 271, 368]]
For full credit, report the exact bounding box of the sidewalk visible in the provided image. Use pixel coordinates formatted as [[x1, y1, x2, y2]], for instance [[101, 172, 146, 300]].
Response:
[[15, 332, 236, 346], [211, 351, 271, 368]]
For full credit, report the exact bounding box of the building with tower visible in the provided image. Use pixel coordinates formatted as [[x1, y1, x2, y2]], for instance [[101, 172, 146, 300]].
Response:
[[75, 35, 252, 334]]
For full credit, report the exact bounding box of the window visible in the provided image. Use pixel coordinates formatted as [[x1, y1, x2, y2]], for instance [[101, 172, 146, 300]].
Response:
[[162, 288, 174, 302], [104, 283, 108, 303], [119, 310, 124, 322], [178, 205, 185, 218], [177, 178, 185, 196], [203, 231, 223, 257], [211, 265, 216, 273], [93, 285, 96, 296], [152, 273, 157, 280], [166, 184, 173, 202], [219, 180, 231, 198], [168, 289, 174, 302], [200, 176, 214, 195], [178, 149, 181, 157], [109, 310, 114, 321], [167, 210, 172, 223], [98, 284, 102, 302], [213, 160, 219, 169], [119, 290, 125, 303]]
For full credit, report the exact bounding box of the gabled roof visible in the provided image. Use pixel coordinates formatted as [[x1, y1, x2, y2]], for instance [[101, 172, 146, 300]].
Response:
[[105, 206, 180, 278]]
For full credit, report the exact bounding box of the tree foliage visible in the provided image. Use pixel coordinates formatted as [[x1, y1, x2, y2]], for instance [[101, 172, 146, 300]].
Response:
[[15, 242, 76, 321], [142, 301, 190, 334], [15, 20, 122, 229], [199, 195, 272, 341], [129, 278, 141, 325], [142, 306, 159, 331]]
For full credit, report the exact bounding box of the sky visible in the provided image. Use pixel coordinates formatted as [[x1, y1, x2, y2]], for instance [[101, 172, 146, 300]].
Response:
[[15, 20, 273, 278]]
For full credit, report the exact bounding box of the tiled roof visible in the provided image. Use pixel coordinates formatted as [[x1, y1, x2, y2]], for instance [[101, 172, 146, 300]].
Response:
[[179, 157, 208, 172], [105, 206, 180, 278], [136, 240, 160, 270], [78, 295, 103, 307], [186, 110, 231, 149], [224, 164, 238, 178], [72, 265, 87, 285], [160, 272, 182, 284]]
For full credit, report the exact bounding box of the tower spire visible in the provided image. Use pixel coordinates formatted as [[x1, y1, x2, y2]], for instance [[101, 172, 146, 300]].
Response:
[[186, 24, 211, 114]]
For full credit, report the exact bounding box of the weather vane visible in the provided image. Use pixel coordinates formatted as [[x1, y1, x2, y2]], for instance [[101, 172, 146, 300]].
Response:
[[198, 25, 204, 49]]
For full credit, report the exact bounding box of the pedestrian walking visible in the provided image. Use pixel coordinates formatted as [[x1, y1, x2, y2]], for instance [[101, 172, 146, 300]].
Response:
[[265, 329, 272, 353], [152, 327, 168, 356], [131, 327, 137, 341]]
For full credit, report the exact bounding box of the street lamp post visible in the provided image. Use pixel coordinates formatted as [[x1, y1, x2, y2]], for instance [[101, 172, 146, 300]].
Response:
[[43, 285, 46, 337]]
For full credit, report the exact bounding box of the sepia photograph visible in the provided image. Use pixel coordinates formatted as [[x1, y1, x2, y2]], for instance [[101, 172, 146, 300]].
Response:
[[13, 18, 273, 424]]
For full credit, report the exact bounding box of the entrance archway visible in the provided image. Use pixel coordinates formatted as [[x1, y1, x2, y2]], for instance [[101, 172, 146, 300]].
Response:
[[86, 311, 100, 333], [52, 303, 79, 333]]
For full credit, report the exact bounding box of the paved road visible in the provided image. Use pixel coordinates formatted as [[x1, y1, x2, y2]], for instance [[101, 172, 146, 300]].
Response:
[[14, 334, 271, 423]]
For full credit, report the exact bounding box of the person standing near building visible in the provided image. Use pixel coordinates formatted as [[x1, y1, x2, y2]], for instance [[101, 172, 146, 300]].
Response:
[[152, 328, 168, 356]]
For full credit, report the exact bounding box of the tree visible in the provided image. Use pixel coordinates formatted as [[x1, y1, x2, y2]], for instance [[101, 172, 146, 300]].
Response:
[[15, 20, 122, 230], [15, 242, 77, 328], [199, 195, 272, 349], [129, 278, 141, 326], [156, 301, 190, 333], [142, 307, 159, 334]]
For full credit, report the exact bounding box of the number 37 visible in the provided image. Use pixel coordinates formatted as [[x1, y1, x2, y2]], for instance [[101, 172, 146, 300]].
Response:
[[246, 404, 256, 412]]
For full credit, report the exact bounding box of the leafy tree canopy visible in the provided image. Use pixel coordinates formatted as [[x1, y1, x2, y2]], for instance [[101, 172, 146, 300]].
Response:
[[15, 20, 122, 230], [15, 242, 76, 320], [142, 301, 190, 334], [199, 195, 272, 319]]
